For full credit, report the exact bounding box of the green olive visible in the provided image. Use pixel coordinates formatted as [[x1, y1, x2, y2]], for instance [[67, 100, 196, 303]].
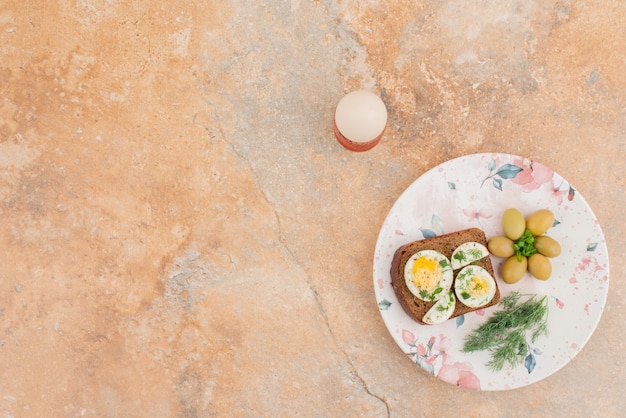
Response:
[[488, 236, 515, 258], [526, 209, 555, 236], [528, 253, 552, 280], [501, 255, 527, 284], [502, 208, 526, 240], [534, 235, 561, 258]]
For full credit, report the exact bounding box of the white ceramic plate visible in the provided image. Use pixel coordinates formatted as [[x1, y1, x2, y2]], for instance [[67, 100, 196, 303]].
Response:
[[373, 153, 609, 390]]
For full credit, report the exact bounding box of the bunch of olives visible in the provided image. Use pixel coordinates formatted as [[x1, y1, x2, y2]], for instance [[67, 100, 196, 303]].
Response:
[[488, 208, 561, 284]]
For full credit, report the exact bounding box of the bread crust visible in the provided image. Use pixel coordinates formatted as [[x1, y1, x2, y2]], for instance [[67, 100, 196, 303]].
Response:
[[390, 228, 501, 325]]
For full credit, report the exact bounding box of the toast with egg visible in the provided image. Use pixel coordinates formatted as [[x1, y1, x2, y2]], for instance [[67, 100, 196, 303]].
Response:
[[390, 228, 501, 325]]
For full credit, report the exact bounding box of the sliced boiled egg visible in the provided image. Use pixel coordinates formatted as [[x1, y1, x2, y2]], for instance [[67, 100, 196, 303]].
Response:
[[422, 290, 456, 325], [451, 241, 490, 270], [404, 250, 453, 302], [454, 265, 497, 308]]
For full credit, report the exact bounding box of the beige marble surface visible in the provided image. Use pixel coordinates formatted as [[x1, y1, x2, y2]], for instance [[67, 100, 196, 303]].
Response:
[[1, 1, 625, 416]]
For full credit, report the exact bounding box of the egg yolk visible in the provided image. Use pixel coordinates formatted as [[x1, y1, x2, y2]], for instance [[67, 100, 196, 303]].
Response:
[[467, 275, 490, 297], [411, 256, 441, 291]]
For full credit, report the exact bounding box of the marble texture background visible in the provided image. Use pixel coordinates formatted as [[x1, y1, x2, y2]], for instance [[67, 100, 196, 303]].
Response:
[[1, 0, 624, 416]]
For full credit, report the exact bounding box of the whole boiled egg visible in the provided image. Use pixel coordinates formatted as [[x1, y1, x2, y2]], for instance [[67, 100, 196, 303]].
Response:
[[334, 90, 387, 152], [454, 265, 497, 308], [404, 250, 453, 302]]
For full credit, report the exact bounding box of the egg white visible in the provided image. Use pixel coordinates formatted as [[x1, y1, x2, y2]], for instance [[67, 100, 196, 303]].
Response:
[[454, 265, 496, 308], [450, 241, 490, 270], [404, 250, 453, 302], [422, 290, 456, 325]]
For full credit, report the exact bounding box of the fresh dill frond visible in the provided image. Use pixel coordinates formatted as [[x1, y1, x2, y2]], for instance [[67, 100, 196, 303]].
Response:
[[462, 291, 549, 372], [468, 248, 485, 259], [501, 291, 522, 310], [486, 329, 526, 371]]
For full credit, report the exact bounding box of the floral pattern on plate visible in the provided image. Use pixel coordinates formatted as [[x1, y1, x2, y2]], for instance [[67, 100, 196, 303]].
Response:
[[373, 153, 609, 391]]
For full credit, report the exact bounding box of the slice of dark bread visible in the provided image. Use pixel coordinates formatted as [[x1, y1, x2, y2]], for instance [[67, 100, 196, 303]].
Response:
[[390, 227, 500, 325]]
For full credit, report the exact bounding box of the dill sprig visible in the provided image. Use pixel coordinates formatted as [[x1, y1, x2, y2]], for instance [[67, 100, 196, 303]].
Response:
[[462, 291, 549, 372]]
